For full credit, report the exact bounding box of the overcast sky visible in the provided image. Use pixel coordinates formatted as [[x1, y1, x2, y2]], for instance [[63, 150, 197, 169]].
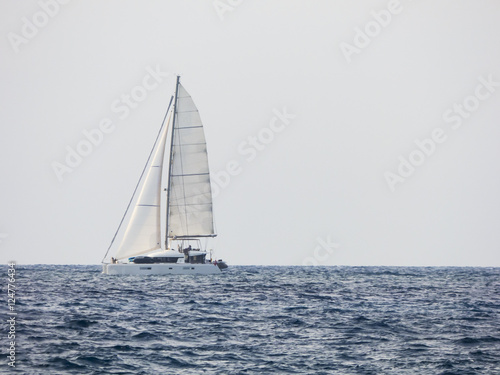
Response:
[[1, 0, 499, 266]]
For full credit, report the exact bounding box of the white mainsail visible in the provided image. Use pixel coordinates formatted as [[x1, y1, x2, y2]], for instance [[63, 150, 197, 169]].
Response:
[[113, 112, 172, 260], [166, 83, 216, 239]]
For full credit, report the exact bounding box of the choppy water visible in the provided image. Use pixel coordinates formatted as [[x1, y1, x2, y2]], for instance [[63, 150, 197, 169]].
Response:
[[4, 265, 500, 374]]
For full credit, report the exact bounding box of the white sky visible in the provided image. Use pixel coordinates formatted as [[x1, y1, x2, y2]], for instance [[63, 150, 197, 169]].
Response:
[[1, 0, 499, 266]]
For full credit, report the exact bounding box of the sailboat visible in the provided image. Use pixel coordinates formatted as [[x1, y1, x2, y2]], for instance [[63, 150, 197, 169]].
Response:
[[102, 76, 227, 275]]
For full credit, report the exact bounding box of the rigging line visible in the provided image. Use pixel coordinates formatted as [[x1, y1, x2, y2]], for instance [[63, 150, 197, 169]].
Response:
[[101, 95, 174, 263]]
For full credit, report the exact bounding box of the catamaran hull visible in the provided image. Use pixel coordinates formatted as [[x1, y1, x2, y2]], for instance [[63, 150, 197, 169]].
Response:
[[102, 263, 221, 275]]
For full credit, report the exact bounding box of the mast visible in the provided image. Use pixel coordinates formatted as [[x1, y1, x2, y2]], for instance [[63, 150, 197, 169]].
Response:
[[165, 75, 180, 249]]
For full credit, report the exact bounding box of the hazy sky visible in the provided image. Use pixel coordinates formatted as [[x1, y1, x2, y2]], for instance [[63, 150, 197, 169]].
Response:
[[1, 0, 499, 266]]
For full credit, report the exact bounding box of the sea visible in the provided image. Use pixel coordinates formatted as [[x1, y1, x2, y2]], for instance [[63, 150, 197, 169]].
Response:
[[3, 265, 500, 374]]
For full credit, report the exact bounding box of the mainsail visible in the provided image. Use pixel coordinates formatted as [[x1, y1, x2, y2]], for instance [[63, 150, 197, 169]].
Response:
[[112, 111, 172, 260], [166, 81, 216, 239]]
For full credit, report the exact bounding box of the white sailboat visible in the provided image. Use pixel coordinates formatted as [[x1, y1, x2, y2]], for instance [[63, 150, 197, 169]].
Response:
[[102, 76, 227, 275]]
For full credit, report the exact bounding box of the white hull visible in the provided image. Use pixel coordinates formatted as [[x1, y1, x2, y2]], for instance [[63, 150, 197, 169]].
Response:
[[103, 263, 221, 275]]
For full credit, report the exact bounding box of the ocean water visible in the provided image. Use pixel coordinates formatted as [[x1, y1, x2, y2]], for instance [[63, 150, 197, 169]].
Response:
[[5, 265, 500, 374]]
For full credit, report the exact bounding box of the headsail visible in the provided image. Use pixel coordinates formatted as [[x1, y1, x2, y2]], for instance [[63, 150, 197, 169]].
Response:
[[166, 81, 216, 239], [112, 111, 172, 260]]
